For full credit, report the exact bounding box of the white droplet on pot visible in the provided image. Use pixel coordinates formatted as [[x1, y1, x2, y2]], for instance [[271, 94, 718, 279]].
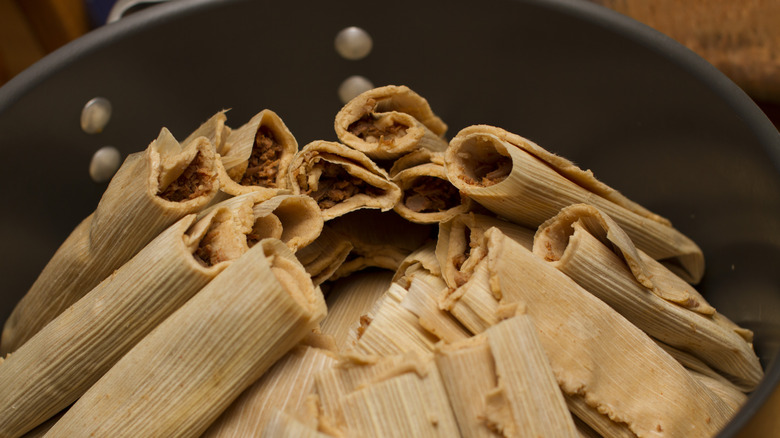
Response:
[[334, 26, 373, 60], [89, 146, 121, 183], [80, 97, 112, 134], [338, 76, 374, 105]]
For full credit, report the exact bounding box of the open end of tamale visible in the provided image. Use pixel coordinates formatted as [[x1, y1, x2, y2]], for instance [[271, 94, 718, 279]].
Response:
[[192, 209, 253, 267], [263, 242, 318, 310], [402, 176, 461, 213], [158, 151, 216, 202], [236, 126, 283, 188], [453, 135, 512, 187], [299, 159, 386, 210], [347, 106, 409, 145]]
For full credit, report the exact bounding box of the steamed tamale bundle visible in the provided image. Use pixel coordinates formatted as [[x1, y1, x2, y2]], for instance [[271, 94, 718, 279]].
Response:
[[0, 203, 256, 438], [445, 124, 705, 283], [1, 129, 220, 354], [1, 85, 764, 438]]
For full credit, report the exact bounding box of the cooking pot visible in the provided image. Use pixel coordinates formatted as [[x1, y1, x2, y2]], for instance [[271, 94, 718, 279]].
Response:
[[0, 0, 778, 435]]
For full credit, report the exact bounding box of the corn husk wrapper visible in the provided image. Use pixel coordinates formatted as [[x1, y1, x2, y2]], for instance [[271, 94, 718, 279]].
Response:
[[43, 239, 327, 438], [287, 141, 402, 221], [656, 341, 737, 386], [321, 270, 395, 352], [691, 371, 748, 415], [1, 130, 219, 355], [445, 125, 704, 283], [442, 228, 732, 437], [327, 210, 434, 280], [564, 394, 636, 438], [437, 213, 534, 290], [533, 204, 762, 390], [435, 314, 578, 438], [388, 148, 446, 177], [400, 271, 470, 344], [349, 283, 438, 358], [17, 411, 63, 438], [203, 335, 338, 437], [260, 410, 332, 438], [392, 240, 442, 288], [392, 163, 473, 224], [296, 225, 354, 286], [0, 205, 259, 438], [216, 109, 297, 197], [334, 85, 448, 161], [182, 110, 229, 152], [314, 352, 460, 437]]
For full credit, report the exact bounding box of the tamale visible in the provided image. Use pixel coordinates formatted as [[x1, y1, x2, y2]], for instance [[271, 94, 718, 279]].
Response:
[[260, 410, 332, 438], [533, 204, 762, 390], [1, 129, 219, 354], [0, 205, 255, 438], [202, 335, 338, 437], [392, 162, 473, 224], [216, 109, 298, 197], [334, 85, 448, 161], [445, 125, 704, 283], [444, 227, 733, 437], [287, 140, 402, 220], [295, 224, 354, 286], [43, 239, 326, 438]]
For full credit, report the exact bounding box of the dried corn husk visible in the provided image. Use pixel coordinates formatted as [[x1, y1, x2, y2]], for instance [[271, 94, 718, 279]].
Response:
[[691, 371, 748, 414], [392, 240, 442, 288], [327, 210, 434, 280], [315, 352, 459, 437], [0, 205, 257, 438], [533, 204, 762, 390], [287, 141, 402, 220], [321, 270, 395, 351], [445, 125, 704, 283], [217, 109, 297, 197], [656, 341, 738, 386], [388, 148, 445, 177], [564, 393, 636, 438], [260, 410, 332, 438], [17, 411, 63, 438], [182, 110, 229, 151], [43, 239, 326, 438], [203, 334, 338, 437], [435, 314, 578, 438], [334, 85, 448, 161], [296, 225, 354, 286], [400, 271, 470, 344], [1, 129, 219, 355], [444, 227, 732, 437], [349, 283, 438, 358], [392, 163, 473, 224], [436, 213, 534, 290]]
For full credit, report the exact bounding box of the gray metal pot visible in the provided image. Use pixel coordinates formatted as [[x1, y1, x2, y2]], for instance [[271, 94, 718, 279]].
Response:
[[0, 0, 778, 435]]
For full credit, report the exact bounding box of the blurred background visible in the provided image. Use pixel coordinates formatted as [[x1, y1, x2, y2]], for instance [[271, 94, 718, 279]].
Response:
[[1, 0, 778, 128]]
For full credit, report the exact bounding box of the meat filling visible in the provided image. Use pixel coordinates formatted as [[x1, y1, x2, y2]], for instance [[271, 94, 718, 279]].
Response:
[[302, 161, 385, 210], [240, 126, 282, 187], [403, 176, 461, 213], [158, 152, 214, 202], [457, 150, 512, 187], [348, 114, 408, 144]]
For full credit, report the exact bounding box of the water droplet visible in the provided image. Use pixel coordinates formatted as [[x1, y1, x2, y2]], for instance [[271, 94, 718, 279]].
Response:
[[81, 97, 112, 134], [90, 146, 121, 183], [334, 26, 373, 60], [338, 76, 374, 105]]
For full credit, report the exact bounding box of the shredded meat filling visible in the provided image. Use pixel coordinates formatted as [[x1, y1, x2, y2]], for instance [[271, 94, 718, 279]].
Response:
[[458, 152, 512, 187], [240, 126, 282, 187], [158, 152, 214, 202], [302, 161, 385, 210], [348, 114, 408, 144], [403, 176, 461, 213]]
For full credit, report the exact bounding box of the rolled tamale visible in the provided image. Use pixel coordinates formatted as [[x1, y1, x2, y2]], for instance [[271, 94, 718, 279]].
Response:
[[0, 203, 254, 438], [295, 224, 354, 286], [217, 109, 298, 197], [43, 239, 327, 438], [392, 162, 473, 224], [334, 85, 448, 161], [287, 140, 402, 221], [445, 125, 704, 283], [202, 334, 338, 437], [442, 227, 733, 437], [533, 204, 762, 390], [1, 128, 220, 354]]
